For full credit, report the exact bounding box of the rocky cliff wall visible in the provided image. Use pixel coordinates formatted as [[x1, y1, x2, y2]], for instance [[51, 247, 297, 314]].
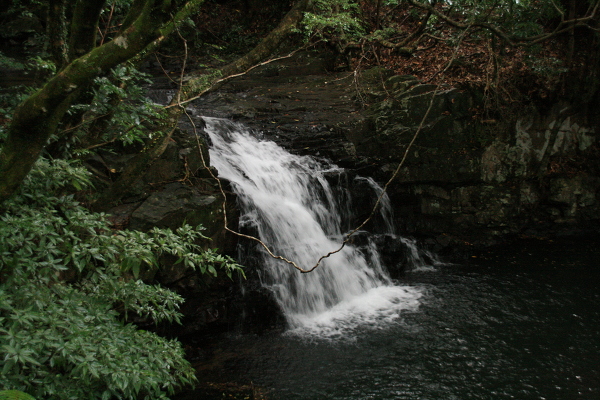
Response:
[[171, 51, 599, 250], [348, 72, 600, 249]]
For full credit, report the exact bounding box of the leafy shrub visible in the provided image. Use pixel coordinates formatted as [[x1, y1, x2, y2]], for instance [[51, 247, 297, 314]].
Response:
[[302, 0, 365, 39], [0, 53, 26, 70], [61, 63, 168, 157], [87, 64, 167, 146], [0, 159, 242, 399]]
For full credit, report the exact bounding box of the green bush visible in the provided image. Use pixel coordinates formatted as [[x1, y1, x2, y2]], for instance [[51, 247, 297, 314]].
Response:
[[302, 0, 364, 39], [0, 159, 242, 399], [87, 64, 167, 146]]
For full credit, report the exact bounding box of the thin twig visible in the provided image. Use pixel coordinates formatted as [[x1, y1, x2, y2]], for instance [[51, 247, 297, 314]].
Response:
[[100, 0, 117, 46], [154, 53, 180, 86], [175, 27, 188, 106]]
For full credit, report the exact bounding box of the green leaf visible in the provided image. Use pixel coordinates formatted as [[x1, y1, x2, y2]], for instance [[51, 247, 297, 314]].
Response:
[[132, 262, 140, 279], [0, 390, 36, 400]]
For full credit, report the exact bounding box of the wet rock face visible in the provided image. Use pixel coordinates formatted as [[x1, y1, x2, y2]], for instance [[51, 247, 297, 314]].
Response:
[[349, 74, 600, 246], [349, 77, 481, 183], [162, 51, 600, 248], [186, 50, 363, 165], [90, 123, 248, 335], [96, 129, 233, 245], [129, 182, 219, 231]]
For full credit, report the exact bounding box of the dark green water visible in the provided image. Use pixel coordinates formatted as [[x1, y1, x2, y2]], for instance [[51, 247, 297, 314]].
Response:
[[196, 236, 600, 400]]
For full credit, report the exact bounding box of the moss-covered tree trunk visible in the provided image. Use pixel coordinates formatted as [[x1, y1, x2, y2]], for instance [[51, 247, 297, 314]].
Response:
[[46, 0, 69, 68], [0, 0, 204, 205]]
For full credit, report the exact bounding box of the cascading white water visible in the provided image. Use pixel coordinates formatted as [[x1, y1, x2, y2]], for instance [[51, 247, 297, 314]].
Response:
[[204, 117, 423, 337], [354, 176, 396, 234]]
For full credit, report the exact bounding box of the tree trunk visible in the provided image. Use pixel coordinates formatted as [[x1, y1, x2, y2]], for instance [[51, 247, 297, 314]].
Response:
[[135, 0, 208, 59], [566, 0, 576, 66], [68, 0, 107, 61], [0, 0, 180, 204], [46, 0, 68, 68], [375, 0, 382, 30]]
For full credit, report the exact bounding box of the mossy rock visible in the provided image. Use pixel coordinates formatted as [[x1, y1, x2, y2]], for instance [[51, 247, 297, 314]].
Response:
[[385, 75, 420, 93], [0, 391, 36, 400], [360, 67, 394, 85]]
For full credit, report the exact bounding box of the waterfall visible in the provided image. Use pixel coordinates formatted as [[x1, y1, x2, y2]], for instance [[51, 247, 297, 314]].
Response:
[[204, 117, 423, 337]]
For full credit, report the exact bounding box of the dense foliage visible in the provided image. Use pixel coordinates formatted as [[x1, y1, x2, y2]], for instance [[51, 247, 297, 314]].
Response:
[[0, 2, 257, 398], [0, 390, 35, 400], [0, 159, 241, 398]]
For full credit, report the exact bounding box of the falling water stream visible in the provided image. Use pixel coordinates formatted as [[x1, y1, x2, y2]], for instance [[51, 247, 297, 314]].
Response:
[[191, 118, 599, 400]]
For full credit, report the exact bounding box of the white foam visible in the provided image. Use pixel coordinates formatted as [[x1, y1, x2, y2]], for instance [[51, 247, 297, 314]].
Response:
[[286, 285, 424, 340]]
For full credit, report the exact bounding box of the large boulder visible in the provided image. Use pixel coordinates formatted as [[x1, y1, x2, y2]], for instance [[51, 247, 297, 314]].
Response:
[[129, 182, 220, 232]]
